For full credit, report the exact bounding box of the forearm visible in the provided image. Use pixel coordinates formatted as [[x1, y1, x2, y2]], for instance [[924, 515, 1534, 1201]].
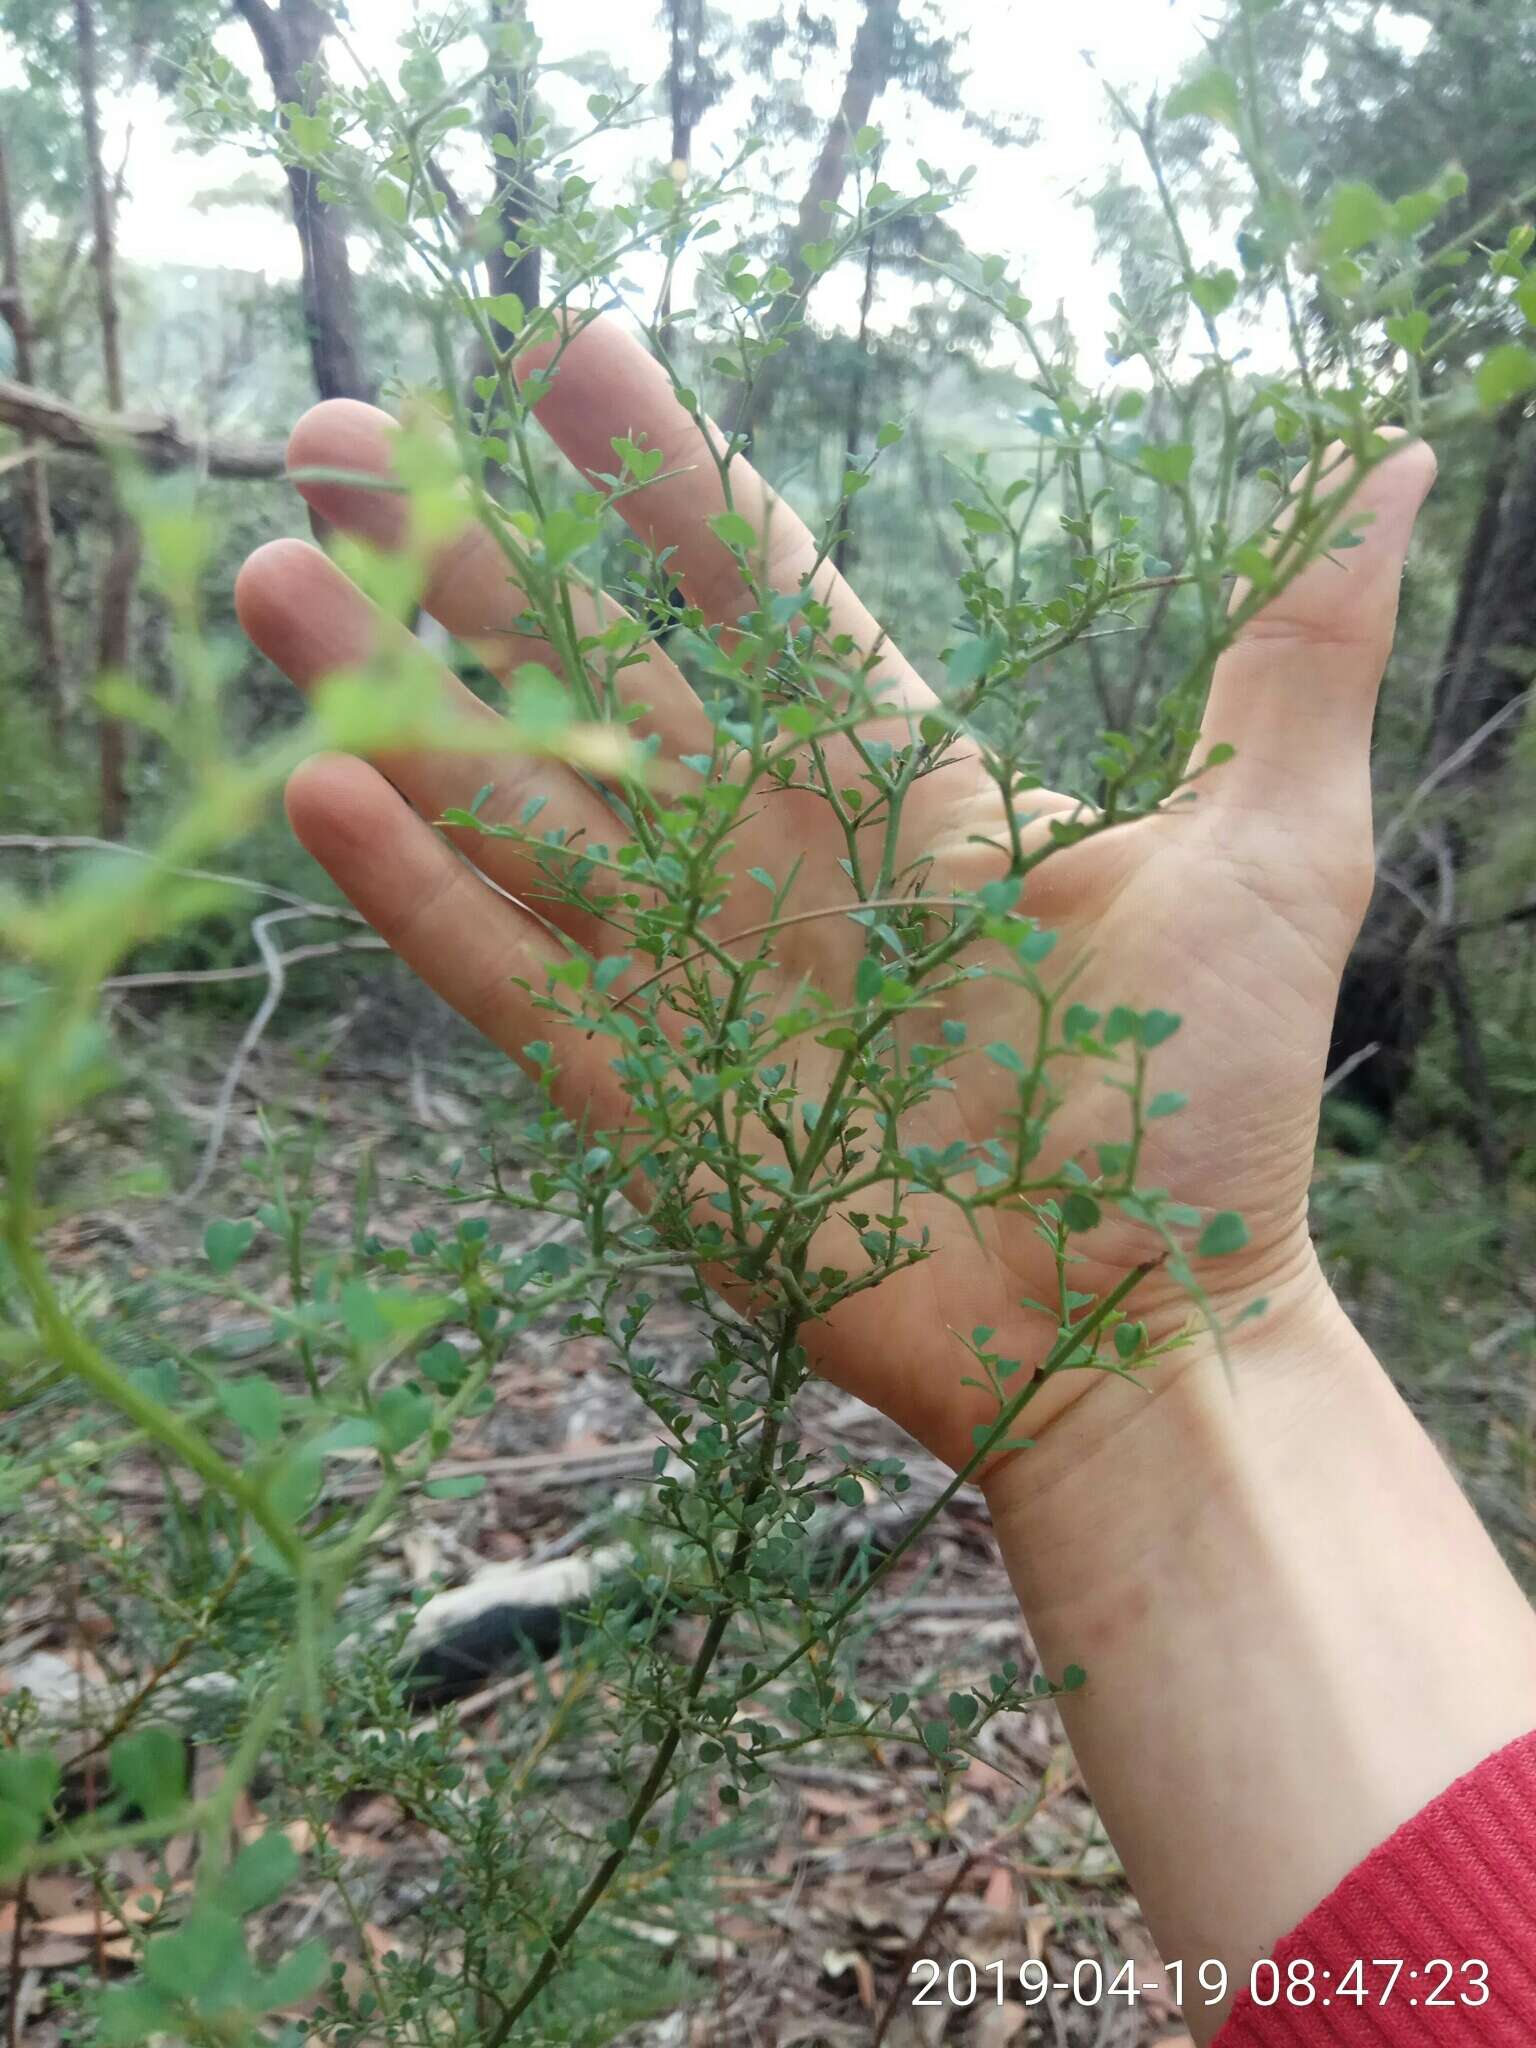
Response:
[[984, 1265, 1536, 2041]]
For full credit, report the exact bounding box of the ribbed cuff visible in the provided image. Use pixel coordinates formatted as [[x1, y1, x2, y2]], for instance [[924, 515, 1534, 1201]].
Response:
[[1213, 1728, 1536, 2046]]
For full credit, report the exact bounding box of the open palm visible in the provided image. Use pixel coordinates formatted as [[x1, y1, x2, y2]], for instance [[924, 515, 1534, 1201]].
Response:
[[236, 319, 1433, 1472]]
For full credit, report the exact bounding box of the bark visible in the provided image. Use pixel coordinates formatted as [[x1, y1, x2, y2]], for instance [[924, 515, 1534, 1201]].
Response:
[[723, 0, 901, 444], [0, 375, 285, 477], [0, 133, 62, 726], [1330, 411, 1536, 1119], [657, 0, 714, 345], [76, 0, 139, 839], [232, 0, 373, 403], [667, 0, 698, 166], [831, 232, 879, 576], [471, 0, 541, 383], [454, 1, 541, 503]]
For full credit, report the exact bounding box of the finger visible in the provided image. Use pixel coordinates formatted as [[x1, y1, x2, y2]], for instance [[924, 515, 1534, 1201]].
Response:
[[1198, 435, 1437, 812], [519, 315, 935, 718], [284, 753, 628, 1128], [286, 397, 712, 759], [236, 538, 622, 951]]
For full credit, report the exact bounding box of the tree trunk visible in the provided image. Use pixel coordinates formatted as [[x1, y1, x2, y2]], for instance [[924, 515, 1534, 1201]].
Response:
[[723, 0, 901, 445], [657, 0, 707, 346], [232, 0, 373, 403], [831, 232, 879, 575], [472, 1, 541, 377], [76, 0, 139, 839], [1330, 411, 1536, 1118], [0, 133, 63, 730], [452, 0, 541, 505]]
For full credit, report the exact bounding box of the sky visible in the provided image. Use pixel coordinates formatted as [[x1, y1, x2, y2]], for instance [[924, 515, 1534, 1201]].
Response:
[[81, 0, 1224, 369]]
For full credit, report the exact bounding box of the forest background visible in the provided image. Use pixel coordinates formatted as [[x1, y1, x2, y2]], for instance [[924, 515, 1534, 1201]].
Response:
[[0, 0, 1533, 2043]]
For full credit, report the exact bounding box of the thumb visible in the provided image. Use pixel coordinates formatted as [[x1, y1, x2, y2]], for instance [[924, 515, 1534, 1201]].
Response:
[[1196, 435, 1436, 811]]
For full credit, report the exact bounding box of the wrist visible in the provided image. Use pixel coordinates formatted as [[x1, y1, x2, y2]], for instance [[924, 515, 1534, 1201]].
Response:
[[981, 1250, 1536, 2031], [979, 1243, 1348, 1534]]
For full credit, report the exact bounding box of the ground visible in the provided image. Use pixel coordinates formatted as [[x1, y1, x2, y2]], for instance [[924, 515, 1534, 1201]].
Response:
[[12, 953, 1525, 2048]]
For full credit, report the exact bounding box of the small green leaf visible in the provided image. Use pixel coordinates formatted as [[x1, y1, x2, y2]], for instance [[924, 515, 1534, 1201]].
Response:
[[537, 508, 599, 570], [217, 1375, 283, 1447], [0, 1751, 60, 1818], [266, 1446, 322, 1527], [372, 177, 409, 226], [204, 1218, 255, 1273], [262, 1939, 328, 2006], [1476, 344, 1536, 411], [98, 1984, 173, 2044], [834, 1475, 864, 1507], [1319, 181, 1393, 260], [945, 631, 1003, 691], [1189, 267, 1238, 319], [109, 1727, 186, 1821], [1061, 1190, 1101, 1233], [283, 107, 331, 157], [1146, 1091, 1188, 1119], [612, 435, 664, 483], [377, 1384, 432, 1452], [142, 1906, 244, 2000], [1103, 1006, 1137, 1046], [424, 1474, 488, 1500], [476, 291, 526, 338], [1164, 67, 1240, 133], [1196, 1211, 1250, 1258], [1139, 443, 1194, 487], [219, 1831, 299, 1915], [709, 510, 757, 551], [854, 955, 884, 1005]]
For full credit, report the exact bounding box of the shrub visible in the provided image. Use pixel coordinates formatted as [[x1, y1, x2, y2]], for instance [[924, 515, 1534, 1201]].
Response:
[[3, 4, 1531, 2041]]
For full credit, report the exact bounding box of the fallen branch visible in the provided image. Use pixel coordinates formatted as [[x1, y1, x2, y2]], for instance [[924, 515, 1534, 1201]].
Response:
[[0, 836, 366, 920], [179, 906, 307, 1205], [0, 374, 285, 479], [99, 936, 388, 994]]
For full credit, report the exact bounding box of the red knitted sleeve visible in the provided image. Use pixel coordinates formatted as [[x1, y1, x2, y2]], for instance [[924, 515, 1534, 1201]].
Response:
[[1212, 1728, 1536, 2047]]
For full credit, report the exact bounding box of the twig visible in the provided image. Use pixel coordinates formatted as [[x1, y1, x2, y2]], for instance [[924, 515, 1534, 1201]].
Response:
[[0, 836, 367, 919], [0, 936, 388, 1010], [870, 1843, 984, 2046], [179, 907, 307, 1205], [1446, 899, 1536, 940], [617, 894, 979, 1009], [107, 1436, 670, 1501], [1322, 1041, 1380, 1096], [1374, 689, 1532, 867], [0, 372, 284, 477], [104, 936, 387, 990], [408, 1667, 536, 1740]]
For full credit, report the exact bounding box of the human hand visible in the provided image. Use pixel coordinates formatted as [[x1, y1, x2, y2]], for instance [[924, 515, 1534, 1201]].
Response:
[[235, 318, 1434, 1473]]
